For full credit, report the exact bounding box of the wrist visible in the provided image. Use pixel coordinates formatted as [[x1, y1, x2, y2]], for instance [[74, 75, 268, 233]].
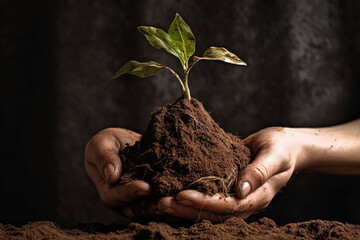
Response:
[[289, 128, 317, 172], [291, 127, 344, 173]]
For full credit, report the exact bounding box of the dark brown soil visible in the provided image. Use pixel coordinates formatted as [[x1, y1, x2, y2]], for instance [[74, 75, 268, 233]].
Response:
[[2, 218, 359, 239], [120, 97, 250, 198]]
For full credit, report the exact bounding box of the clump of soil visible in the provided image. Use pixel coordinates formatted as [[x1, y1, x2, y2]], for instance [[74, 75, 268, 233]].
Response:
[[120, 97, 250, 197], [2, 218, 359, 239]]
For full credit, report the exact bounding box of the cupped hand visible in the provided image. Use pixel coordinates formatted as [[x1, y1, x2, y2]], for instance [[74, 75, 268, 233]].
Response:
[[85, 128, 152, 216], [157, 127, 306, 222]]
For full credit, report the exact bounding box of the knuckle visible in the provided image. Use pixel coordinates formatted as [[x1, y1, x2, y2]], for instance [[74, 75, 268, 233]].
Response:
[[94, 132, 113, 147], [94, 151, 108, 167], [235, 205, 246, 214], [264, 127, 288, 137], [156, 198, 168, 211], [94, 129, 118, 147], [86, 132, 108, 153], [271, 148, 292, 171], [234, 198, 250, 214], [251, 164, 269, 185], [86, 131, 120, 164]]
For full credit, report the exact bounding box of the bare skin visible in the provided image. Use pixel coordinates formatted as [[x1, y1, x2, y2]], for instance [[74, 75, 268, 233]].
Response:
[[85, 119, 360, 221], [85, 128, 151, 214]]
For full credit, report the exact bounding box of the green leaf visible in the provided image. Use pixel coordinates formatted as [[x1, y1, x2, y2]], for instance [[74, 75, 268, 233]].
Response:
[[138, 26, 186, 69], [168, 13, 196, 65], [111, 60, 165, 79], [194, 47, 247, 66]]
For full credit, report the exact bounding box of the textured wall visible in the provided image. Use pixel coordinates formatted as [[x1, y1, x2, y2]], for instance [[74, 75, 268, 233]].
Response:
[[1, 0, 360, 226], [1, 0, 58, 225]]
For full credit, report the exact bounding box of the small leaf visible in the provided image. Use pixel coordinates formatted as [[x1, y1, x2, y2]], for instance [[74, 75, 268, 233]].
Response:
[[111, 60, 165, 79], [138, 26, 186, 69], [168, 13, 196, 63], [195, 47, 247, 66]]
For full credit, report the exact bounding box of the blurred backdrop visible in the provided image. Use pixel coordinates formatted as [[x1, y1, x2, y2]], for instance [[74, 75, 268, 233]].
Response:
[[1, 0, 360, 226]]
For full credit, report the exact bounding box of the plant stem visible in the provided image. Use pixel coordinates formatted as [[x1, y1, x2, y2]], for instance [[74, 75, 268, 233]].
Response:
[[187, 58, 200, 73], [164, 66, 186, 95], [184, 71, 191, 100]]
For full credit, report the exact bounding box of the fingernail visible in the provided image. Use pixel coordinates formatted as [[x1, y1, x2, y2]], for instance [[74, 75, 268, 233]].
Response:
[[177, 200, 192, 206], [241, 181, 251, 198], [103, 163, 115, 183]]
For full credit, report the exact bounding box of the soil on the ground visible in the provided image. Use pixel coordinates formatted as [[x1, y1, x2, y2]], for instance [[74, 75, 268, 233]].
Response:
[[1, 218, 359, 239], [120, 97, 250, 197]]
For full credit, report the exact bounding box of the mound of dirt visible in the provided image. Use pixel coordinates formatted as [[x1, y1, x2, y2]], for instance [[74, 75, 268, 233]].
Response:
[[1, 218, 359, 239], [120, 97, 250, 197]]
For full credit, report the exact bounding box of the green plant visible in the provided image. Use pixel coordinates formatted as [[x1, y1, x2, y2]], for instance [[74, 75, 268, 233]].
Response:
[[111, 13, 247, 100]]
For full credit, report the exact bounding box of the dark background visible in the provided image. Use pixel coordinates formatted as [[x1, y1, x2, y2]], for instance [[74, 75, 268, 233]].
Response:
[[1, 0, 360, 227]]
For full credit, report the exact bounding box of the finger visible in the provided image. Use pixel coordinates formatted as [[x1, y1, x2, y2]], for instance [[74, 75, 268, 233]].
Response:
[[236, 148, 288, 198], [85, 159, 107, 191], [176, 190, 241, 213], [100, 179, 151, 209], [157, 197, 233, 223], [108, 128, 141, 149], [243, 127, 285, 153], [243, 132, 263, 154], [125, 196, 162, 220], [175, 182, 276, 216], [86, 159, 150, 207], [96, 148, 122, 185], [85, 131, 122, 184]]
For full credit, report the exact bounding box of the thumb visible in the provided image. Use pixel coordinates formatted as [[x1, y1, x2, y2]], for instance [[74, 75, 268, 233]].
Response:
[[98, 150, 122, 185], [86, 134, 123, 185], [236, 150, 279, 198]]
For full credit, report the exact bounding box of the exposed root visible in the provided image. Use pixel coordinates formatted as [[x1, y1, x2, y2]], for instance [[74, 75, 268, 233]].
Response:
[[185, 166, 238, 197], [154, 153, 169, 165], [224, 166, 238, 190], [136, 163, 154, 172], [181, 113, 207, 130], [186, 176, 224, 187], [120, 154, 135, 167], [195, 198, 207, 223]]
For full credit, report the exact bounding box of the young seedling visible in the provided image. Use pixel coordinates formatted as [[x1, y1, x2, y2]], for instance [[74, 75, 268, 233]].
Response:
[[111, 13, 247, 100]]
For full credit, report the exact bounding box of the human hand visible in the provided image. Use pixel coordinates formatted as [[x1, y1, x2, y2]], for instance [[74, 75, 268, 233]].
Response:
[[157, 127, 306, 222], [85, 128, 152, 215]]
